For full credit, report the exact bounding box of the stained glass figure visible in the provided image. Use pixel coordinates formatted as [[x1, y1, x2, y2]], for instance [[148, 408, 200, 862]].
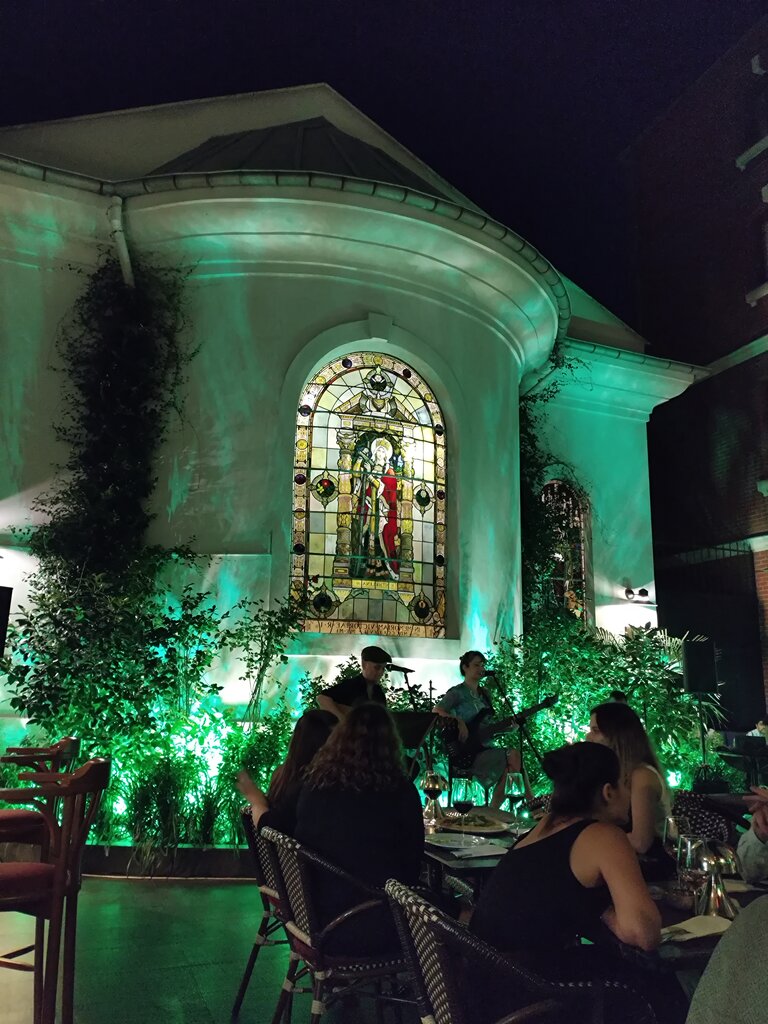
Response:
[[292, 352, 446, 637], [541, 479, 589, 620]]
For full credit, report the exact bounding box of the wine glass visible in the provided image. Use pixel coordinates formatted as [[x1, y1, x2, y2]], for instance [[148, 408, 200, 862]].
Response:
[[677, 835, 709, 895], [505, 772, 527, 832], [505, 772, 525, 809], [421, 770, 445, 829], [452, 777, 481, 844], [663, 816, 692, 859]]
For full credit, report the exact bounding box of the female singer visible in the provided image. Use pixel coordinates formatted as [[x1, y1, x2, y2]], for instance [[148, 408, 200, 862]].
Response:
[[433, 650, 524, 809]]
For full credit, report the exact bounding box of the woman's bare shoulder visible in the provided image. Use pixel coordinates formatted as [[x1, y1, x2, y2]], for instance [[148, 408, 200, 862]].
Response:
[[632, 763, 662, 792]]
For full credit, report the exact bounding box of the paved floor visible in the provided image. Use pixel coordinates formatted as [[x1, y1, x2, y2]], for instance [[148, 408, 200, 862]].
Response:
[[1, 877, 410, 1023]]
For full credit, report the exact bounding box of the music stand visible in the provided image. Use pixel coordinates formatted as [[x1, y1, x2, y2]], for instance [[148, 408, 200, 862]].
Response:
[[391, 712, 437, 778]]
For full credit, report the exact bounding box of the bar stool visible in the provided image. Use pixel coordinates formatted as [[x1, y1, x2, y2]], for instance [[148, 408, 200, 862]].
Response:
[[0, 757, 110, 1024], [0, 738, 80, 846]]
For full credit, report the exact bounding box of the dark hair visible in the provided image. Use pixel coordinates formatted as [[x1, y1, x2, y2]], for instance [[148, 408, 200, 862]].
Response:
[[267, 709, 336, 806], [609, 690, 628, 703], [590, 702, 663, 782], [459, 650, 486, 677], [543, 742, 621, 818], [303, 702, 407, 792]]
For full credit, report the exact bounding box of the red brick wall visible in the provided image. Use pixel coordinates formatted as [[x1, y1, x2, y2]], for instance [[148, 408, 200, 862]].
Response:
[[626, 18, 768, 363], [756, 549, 768, 705], [649, 353, 768, 552]]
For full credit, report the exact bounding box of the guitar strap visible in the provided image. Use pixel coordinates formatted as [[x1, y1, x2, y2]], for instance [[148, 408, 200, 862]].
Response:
[[477, 686, 495, 716]]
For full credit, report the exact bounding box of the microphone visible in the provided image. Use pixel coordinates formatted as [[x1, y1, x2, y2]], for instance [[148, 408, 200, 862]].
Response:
[[481, 670, 497, 678], [387, 663, 414, 674]]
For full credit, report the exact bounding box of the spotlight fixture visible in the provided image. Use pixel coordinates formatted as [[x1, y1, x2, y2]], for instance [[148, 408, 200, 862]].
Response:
[[624, 587, 635, 601]]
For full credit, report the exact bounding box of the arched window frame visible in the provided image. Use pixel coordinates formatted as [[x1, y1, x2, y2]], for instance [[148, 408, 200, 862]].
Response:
[[292, 351, 447, 637], [540, 478, 592, 622]]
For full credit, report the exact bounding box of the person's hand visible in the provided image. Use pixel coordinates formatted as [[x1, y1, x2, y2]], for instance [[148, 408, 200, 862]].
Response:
[[751, 805, 768, 844], [744, 786, 768, 812], [235, 770, 259, 802], [457, 718, 469, 742]]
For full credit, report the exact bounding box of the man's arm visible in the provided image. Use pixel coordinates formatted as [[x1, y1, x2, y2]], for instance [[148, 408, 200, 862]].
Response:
[[738, 807, 768, 883], [317, 677, 355, 721], [317, 692, 351, 720]]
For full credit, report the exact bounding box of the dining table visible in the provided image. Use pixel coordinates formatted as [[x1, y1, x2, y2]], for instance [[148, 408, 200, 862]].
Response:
[[421, 809, 768, 974], [422, 806, 518, 892]]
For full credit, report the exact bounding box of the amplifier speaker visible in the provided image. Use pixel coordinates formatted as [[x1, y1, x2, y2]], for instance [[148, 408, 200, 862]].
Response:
[[682, 638, 718, 694]]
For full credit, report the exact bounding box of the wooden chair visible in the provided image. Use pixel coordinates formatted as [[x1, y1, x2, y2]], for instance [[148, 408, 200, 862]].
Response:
[[385, 879, 658, 1024], [231, 808, 289, 1019], [0, 737, 81, 846], [260, 826, 413, 1024], [0, 757, 110, 1024]]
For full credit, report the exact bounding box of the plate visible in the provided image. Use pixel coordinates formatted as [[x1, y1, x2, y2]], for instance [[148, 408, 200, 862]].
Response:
[[439, 816, 508, 835], [426, 833, 488, 849]]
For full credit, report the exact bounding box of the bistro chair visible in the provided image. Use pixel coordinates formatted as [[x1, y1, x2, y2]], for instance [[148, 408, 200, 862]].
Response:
[[385, 880, 658, 1024], [260, 826, 413, 1024], [670, 791, 731, 844], [231, 808, 289, 1019], [0, 737, 81, 846], [0, 757, 110, 1024]]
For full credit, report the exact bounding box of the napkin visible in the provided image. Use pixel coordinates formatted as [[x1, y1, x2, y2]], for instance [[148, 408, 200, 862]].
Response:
[[724, 879, 757, 893], [452, 842, 508, 859], [661, 916, 732, 943]]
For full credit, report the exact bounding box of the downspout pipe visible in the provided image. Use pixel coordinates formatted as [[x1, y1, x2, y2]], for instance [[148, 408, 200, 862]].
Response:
[[107, 196, 135, 288]]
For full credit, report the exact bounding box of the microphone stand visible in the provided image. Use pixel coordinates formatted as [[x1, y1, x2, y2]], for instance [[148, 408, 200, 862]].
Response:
[[389, 666, 419, 713], [487, 672, 546, 771]]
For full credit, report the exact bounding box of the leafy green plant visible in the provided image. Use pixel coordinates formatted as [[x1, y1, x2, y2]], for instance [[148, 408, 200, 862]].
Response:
[[490, 616, 723, 792], [226, 594, 309, 720]]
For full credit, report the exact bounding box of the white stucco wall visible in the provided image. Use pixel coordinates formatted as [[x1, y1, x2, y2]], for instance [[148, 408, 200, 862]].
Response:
[[529, 340, 705, 633], [0, 165, 705, 719], [1, 174, 563, 705]]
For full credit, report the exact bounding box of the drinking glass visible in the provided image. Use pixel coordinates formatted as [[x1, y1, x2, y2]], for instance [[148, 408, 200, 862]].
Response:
[[505, 772, 528, 833], [662, 816, 692, 859], [452, 778, 481, 844], [505, 772, 526, 813], [421, 770, 445, 829], [677, 835, 709, 895]]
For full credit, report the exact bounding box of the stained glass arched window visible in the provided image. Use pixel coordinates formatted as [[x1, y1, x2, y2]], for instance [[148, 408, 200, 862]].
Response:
[[292, 352, 446, 637], [541, 479, 589, 620]]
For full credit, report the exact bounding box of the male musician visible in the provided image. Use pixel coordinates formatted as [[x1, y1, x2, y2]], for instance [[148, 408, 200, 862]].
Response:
[[317, 645, 389, 720], [433, 650, 524, 810]]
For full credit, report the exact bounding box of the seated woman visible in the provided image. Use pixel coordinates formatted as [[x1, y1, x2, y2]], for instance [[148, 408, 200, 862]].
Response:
[[295, 701, 424, 955], [236, 708, 336, 834], [433, 650, 524, 809], [587, 701, 673, 879], [471, 743, 685, 1024]]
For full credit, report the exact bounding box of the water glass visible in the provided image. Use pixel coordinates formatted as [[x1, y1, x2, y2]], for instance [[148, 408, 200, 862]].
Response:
[[663, 815, 692, 859]]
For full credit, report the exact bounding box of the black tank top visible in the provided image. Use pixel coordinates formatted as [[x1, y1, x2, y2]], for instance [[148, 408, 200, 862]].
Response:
[[471, 819, 611, 952]]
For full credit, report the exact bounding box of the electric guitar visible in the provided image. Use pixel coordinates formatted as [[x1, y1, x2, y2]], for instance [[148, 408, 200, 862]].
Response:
[[440, 694, 558, 765]]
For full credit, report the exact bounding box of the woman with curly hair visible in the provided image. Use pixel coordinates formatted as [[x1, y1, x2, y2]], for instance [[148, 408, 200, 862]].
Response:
[[295, 701, 424, 954]]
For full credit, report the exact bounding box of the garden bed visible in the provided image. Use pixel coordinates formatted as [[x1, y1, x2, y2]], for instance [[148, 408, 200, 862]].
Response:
[[82, 843, 257, 878], [1, 841, 256, 879]]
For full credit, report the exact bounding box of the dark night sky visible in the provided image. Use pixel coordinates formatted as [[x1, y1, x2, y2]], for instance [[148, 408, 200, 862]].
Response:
[[2, 0, 768, 323]]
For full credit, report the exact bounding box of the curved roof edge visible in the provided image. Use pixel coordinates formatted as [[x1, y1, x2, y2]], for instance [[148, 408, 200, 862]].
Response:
[[0, 152, 572, 341]]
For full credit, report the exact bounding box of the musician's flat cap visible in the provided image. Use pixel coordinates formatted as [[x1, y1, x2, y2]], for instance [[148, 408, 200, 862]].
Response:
[[361, 645, 391, 664]]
